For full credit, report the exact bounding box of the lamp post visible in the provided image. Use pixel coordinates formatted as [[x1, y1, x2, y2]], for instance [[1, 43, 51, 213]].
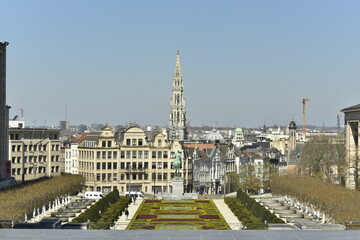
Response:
[[127, 166, 131, 192], [153, 171, 156, 199]]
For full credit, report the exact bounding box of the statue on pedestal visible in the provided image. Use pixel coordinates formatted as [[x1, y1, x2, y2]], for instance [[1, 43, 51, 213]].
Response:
[[172, 150, 182, 177]]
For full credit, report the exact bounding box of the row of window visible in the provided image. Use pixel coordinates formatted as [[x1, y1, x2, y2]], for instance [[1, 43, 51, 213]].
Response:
[[82, 172, 176, 182], [11, 166, 60, 175], [11, 155, 60, 164], [78, 150, 174, 160], [91, 161, 171, 170], [9, 133, 59, 140], [11, 144, 60, 152]]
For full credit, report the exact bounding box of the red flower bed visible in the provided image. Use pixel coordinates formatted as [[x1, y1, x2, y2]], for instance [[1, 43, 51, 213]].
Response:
[[158, 212, 198, 215], [152, 219, 201, 222], [199, 215, 220, 219], [141, 225, 155, 230], [137, 215, 157, 219], [202, 226, 215, 230]]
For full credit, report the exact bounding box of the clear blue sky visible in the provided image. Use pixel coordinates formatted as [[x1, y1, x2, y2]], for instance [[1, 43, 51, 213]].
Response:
[[1, 0, 359, 128]]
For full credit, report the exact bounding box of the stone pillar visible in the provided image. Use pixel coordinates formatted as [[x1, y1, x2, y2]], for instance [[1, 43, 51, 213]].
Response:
[[0, 41, 9, 180]]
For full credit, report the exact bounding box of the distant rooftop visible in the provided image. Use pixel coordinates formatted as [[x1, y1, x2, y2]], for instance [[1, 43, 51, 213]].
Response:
[[341, 104, 360, 112]]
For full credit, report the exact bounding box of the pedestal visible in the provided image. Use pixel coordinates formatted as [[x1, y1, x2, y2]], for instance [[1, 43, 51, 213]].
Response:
[[172, 177, 184, 195]]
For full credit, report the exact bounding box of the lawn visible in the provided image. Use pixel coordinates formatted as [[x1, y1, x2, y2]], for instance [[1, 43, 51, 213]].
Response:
[[127, 199, 230, 230]]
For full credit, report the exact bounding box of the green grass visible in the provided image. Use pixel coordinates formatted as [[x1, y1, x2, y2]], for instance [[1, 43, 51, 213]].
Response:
[[127, 199, 230, 230]]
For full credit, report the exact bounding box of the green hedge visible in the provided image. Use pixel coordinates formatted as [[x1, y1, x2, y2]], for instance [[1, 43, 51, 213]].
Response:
[[224, 197, 266, 229], [72, 189, 122, 223], [91, 196, 131, 229], [237, 190, 284, 224]]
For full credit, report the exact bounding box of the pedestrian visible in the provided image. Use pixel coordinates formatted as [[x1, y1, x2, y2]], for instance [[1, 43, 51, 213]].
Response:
[[133, 195, 136, 205], [124, 208, 129, 221]]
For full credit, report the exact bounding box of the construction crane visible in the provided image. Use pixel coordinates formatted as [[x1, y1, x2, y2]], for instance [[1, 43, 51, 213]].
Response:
[[302, 98, 310, 139]]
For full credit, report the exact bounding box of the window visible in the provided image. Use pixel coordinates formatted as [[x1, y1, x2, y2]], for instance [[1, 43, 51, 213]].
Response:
[[113, 173, 117, 181], [152, 172, 156, 180], [120, 151, 125, 159], [12, 145, 16, 152], [138, 174, 143, 180], [144, 151, 149, 159], [97, 151, 101, 159], [132, 173, 136, 180], [107, 141, 111, 147], [163, 151, 168, 158], [24, 145, 27, 152], [132, 139, 137, 146], [144, 162, 149, 169], [17, 145, 21, 152], [126, 151, 131, 159], [152, 162, 156, 169], [144, 174, 148, 180], [158, 173, 162, 180], [120, 162, 125, 169], [126, 139, 131, 145], [157, 151, 162, 159], [132, 162, 136, 169], [152, 151, 156, 159], [132, 151, 137, 159], [108, 162, 112, 169], [102, 141, 106, 147], [34, 145, 37, 151], [11, 157, 15, 164], [120, 174, 125, 180], [157, 162, 162, 169], [138, 151, 143, 159], [113, 162, 117, 169], [113, 151, 117, 159], [108, 151, 112, 159], [102, 173, 106, 181], [138, 162, 143, 169], [102, 151, 106, 159], [97, 163, 100, 170], [158, 140, 162, 147], [164, 162, 168, 169], [164, 173, 168, 180], [138, 139, 143, 146]]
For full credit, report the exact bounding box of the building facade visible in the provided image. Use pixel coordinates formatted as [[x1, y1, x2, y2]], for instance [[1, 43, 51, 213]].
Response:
[[169, 50, 187, 141], [341, 104, 360, 189], [9, 128, 62, 182], [77, 125, 192, 194]]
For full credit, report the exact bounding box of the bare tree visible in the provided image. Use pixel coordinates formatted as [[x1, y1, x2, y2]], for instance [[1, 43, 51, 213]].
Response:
[[299, 136, 345, 181]]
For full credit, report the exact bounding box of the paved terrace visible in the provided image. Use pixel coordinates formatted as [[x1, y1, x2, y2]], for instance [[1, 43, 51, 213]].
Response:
[[0, 229, 358, 240]]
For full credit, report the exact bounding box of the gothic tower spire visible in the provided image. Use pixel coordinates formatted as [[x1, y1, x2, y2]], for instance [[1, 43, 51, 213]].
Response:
[[169, 50, 187, 141]]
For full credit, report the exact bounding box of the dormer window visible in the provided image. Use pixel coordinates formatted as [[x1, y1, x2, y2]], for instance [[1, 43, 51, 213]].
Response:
[[158, 140, 162, 147]]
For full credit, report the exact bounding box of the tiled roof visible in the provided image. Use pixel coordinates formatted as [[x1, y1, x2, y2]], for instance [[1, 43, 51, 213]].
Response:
[[341, 104, 360, 112]]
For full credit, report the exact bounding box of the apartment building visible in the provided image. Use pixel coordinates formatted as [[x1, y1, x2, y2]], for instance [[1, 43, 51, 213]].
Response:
[[9, 128, 62, 182], [78, 125, 191, 194]]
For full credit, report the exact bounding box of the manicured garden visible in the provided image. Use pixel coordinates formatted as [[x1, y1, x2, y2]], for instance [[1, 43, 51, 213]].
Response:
[[127, 199, 230, 230]]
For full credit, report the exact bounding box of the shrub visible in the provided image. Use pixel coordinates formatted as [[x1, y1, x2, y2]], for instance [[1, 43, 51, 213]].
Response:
[[236, 190, 284, 224]]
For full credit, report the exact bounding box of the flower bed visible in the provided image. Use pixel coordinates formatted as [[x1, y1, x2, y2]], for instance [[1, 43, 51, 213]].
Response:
[[127, 199, 230, 230]]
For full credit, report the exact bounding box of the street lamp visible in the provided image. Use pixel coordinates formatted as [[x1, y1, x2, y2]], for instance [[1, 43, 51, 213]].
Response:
[[127, 166, 131, 192], [153, 171, 156, 199]]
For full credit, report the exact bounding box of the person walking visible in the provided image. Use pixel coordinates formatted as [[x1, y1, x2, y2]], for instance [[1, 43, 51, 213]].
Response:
[[133, 195, 137, 205], [124, 208, 129, 221]]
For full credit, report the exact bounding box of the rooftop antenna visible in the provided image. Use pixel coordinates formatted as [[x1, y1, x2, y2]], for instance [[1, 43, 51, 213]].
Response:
[[20, 108, 24, 119], [302, 98, 310, 140]]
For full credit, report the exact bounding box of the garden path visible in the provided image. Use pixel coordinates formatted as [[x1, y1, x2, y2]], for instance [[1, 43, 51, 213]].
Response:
[[113, 199, 143, 230], [212, 199, 243, 230]]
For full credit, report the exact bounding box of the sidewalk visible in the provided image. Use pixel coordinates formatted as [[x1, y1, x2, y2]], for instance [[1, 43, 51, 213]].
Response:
[[113, 199, 143, 230], [212, 199, 243, 230]]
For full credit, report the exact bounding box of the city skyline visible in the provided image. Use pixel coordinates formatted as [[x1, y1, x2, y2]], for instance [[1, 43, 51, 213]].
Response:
[[1, 1, 359, 128]]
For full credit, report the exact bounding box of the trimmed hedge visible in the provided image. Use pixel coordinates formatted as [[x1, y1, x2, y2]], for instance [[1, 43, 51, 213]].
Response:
[[237, 190, 285, 224], [72, 189, 123, 223], [91, 196, 131, 229], [224, 197, 266, 229]]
